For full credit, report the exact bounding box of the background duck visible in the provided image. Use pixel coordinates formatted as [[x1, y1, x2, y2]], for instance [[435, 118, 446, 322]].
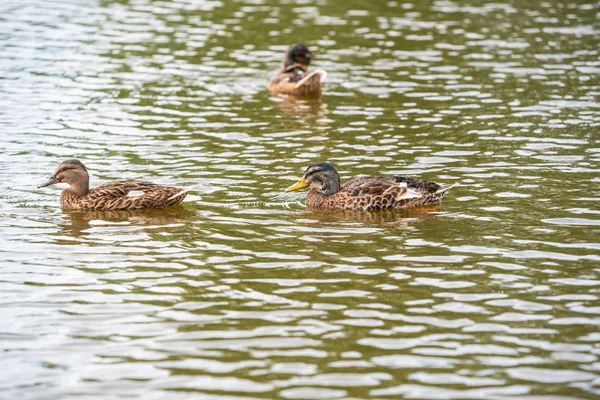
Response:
[[285, 162, 457, 211], [268, 43, 327, 95], [37, 159, 197, 210]]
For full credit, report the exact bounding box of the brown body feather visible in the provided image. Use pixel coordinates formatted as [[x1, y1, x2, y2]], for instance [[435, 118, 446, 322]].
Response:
[[339, 176, 454, 209], [60, 181, 187, 210], [268, 66, 325, 95]]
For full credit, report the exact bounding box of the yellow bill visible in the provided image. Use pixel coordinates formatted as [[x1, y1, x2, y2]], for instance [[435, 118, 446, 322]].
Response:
[[285, 176, 308, 192]]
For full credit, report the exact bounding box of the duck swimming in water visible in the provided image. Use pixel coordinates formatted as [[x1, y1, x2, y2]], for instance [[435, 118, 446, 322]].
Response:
[[268, 43, 327, 95], [285, 162, 456, 211], [37, 159, 197, 211]]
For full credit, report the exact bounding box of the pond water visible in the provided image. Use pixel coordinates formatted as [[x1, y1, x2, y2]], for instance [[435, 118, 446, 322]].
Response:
[[1, 0, 599, 398]]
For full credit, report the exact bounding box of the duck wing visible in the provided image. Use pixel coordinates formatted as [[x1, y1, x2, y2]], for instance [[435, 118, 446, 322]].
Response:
[[268, 68, 325, 95], [344, 176, 453, 194], [341, 176, 404, 196], [84, 181, 185, 210], [340, 176, 457, 208], [322, 177, 420, 210], [294, 68, 327, 89], [391, 176, 446, 193]]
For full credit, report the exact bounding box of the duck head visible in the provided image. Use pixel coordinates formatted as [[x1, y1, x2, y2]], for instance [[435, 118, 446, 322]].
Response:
[[284, 43, 312, 69], [38, 159, 90, 196], [285, 162, 341, 196]]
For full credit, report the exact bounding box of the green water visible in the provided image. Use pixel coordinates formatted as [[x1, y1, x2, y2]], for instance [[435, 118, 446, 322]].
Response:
[[1, 0, 599, 398]]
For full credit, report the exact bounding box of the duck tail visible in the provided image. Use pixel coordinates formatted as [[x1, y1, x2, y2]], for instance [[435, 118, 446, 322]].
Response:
[[168, 183, 202, 201], [294, 68, 328, 89], [435, 182, 458, 194]]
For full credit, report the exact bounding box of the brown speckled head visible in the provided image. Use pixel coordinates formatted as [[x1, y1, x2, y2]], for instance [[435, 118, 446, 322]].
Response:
[[38, 159, 90, 196]]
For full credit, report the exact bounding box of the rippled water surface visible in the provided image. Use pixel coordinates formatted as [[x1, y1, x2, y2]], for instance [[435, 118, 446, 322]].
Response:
[[1, 0, 600, 398]]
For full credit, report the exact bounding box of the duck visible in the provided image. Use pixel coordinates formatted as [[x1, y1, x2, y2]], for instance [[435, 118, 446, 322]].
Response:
[[37, 159, 198, 211], [268, 43, 327, 95], [285, 162, 457, 211]]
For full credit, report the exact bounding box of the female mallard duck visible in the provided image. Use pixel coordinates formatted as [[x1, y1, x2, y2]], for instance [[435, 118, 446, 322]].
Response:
[[285, 162, 456, 211], [37, 159, 197, 211], [268, 43, 327, 95]]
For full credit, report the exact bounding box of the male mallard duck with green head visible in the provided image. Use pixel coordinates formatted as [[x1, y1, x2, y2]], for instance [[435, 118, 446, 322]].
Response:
[[268, 43, 327, 95], [38, 159, 197, 210], [285, 162, 456, 211]]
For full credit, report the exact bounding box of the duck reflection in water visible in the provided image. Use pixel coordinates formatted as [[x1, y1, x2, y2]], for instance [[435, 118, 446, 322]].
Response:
[[59, 207, 197, 237], [300, 206, 450, 226], [270, 94, 328, 118]]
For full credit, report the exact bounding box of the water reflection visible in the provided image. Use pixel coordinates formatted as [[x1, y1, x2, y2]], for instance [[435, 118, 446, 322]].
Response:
[[299, 207, 451, 226], [270, 94, 328, 117], [59, 207, 197, 237]]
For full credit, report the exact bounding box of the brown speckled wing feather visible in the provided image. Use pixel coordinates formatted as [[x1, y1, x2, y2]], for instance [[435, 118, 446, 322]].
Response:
[[335, 176, 451, 210], [268, 70, 323, 95], [342, 176, 443, 195], [268, 72, 301, 94], [341, 177, 403, 196], [392, 176, 443, 193], [61, 181, 187, 210], [390, 177, 453, 207]]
